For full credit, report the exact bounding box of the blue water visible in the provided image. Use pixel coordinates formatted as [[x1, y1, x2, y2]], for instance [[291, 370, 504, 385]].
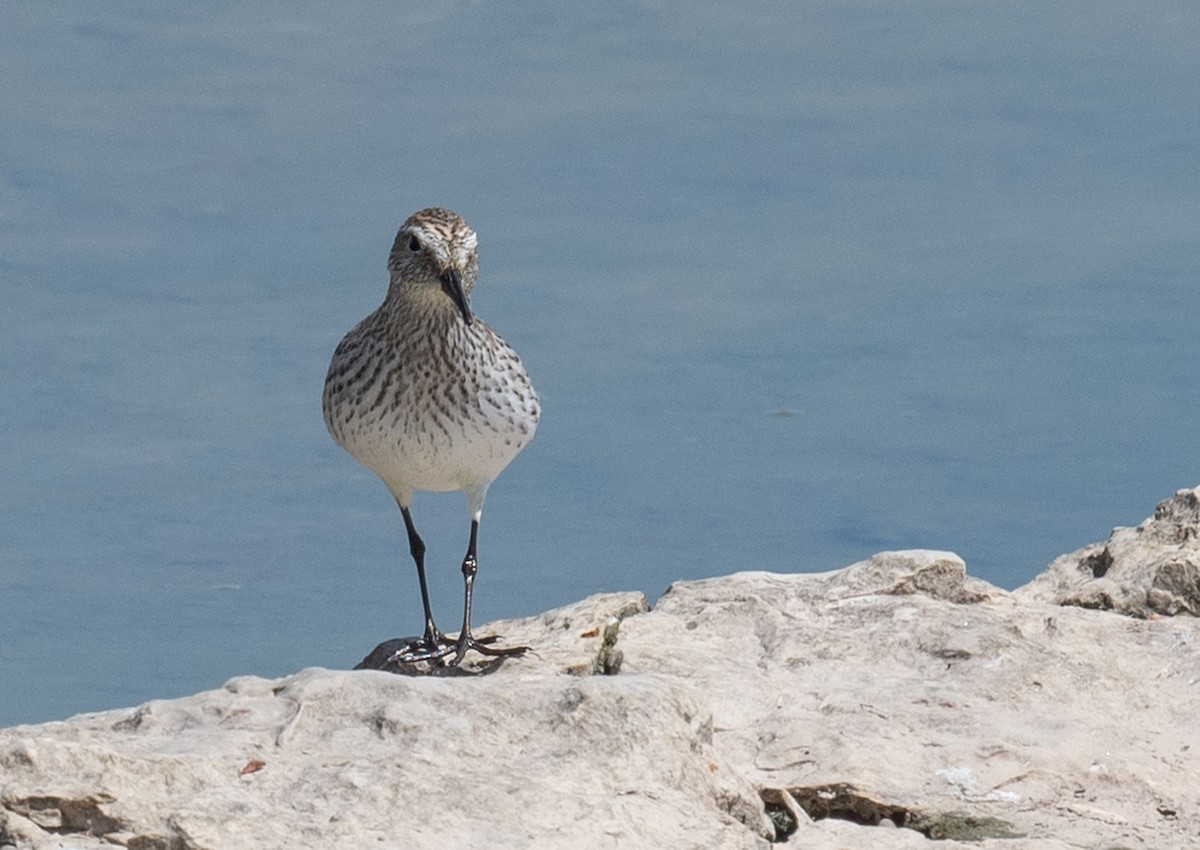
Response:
[[3, 2, 1199, 726]]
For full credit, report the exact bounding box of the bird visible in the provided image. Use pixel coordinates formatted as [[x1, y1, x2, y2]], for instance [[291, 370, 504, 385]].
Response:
[[322, 207, 539, 668]]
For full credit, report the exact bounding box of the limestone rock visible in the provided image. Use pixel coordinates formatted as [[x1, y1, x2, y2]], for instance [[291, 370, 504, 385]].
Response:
[[617, 549, 1199, 848], [1015, 485, 1200, 617], [4, 520, 1200, 848], [0, 592, 767, 850]]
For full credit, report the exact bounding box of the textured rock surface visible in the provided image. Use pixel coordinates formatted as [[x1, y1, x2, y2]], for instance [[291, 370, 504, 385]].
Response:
[[4, 519, 1200, 848], [1015, 485, 1200, 617], [0, 592, 768, 850], [621, 550, 1200, 848]]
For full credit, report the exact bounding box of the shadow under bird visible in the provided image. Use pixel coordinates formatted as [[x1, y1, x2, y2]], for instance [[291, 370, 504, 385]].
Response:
[[323, 207, 539, 668]]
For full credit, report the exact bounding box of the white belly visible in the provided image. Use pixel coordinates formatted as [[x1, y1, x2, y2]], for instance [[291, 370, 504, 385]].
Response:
[[323, 317, 539, 507], [336, 396, 535, 498]]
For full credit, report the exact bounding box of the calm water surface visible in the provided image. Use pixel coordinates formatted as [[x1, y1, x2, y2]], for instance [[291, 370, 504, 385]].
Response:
[[3, 2, 1199, 725]]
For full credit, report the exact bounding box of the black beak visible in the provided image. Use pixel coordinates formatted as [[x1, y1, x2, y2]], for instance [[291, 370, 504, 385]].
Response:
[[439, 268, 473, 325]]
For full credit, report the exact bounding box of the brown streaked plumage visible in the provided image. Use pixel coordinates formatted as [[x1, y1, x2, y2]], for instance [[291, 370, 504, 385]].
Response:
[[322, 208, 539, 667]]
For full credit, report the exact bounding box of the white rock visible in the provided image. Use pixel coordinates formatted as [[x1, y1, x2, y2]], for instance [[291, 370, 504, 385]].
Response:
[[1, 593, 767, 850], [1015, 485, 1200, 617], [615, 548, 1200, 848], [4, 501, 1200, 849]]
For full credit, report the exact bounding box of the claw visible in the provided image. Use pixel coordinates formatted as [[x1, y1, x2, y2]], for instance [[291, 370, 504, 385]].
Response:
[[448, 633, 529, 667], [387, 637, 454, 666], [387, 632, 528, 668]]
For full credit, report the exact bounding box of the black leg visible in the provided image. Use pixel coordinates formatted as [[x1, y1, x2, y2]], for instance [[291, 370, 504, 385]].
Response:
[[451, 520, 481, 663], [448, 519, 529, 666], [386, 513, 527, 668], [398, 502, 445, 649]]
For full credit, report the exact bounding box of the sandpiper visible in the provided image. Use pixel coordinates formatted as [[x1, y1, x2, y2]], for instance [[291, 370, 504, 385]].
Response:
[[323, 208, 539, 667]]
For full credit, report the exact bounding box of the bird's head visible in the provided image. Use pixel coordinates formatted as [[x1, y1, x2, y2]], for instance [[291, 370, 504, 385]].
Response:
[[388, 207, 479, 325]]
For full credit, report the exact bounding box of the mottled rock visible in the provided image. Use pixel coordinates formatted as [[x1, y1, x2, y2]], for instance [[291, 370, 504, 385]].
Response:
[[1015, 485, 1200, 617], [0, 593, 766, 850], [4, 507, 1200, 849], [618, 548, 1200, 848]]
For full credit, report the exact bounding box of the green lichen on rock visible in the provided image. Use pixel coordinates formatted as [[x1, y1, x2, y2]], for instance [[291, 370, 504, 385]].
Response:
[[911, 811, 1023, 840], [592, 615, 625, 675]]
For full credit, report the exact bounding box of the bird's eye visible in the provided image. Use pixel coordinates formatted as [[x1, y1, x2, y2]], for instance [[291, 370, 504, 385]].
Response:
[[407, 236, 421, 252]]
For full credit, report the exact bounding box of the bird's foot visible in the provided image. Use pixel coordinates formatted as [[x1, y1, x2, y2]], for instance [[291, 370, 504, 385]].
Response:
[[446, 632, 530, 667], [384, 632, 528, 670], [386, 634, 456, 666], [376, 626, 529, 675]]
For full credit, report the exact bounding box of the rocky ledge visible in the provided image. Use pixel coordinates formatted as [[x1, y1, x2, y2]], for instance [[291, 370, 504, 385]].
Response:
[[3, 488, 1200, 849]]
